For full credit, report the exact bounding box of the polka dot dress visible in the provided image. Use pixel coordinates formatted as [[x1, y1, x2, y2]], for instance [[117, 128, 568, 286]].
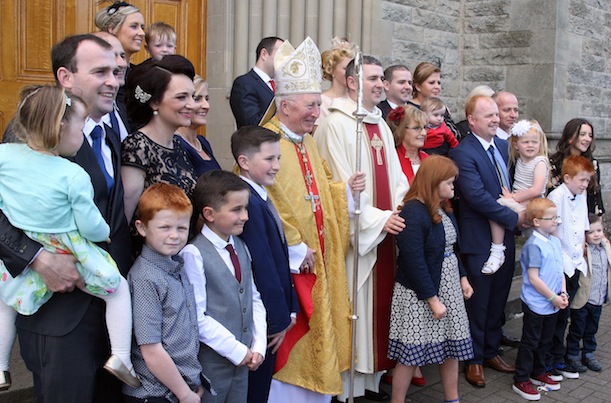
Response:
[[388, 210, 474, 366]]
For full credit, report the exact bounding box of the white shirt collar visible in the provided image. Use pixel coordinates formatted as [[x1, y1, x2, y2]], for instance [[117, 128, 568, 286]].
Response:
[[280, 121, 304, 141], [202, 225, 235, 250], [533, 230, 550, 243], [240, 175, 267, 201], [253, 66, 272, 85], [386, 99, 398, 110], [472, 131, 494, 150], [496, 127, 510, 140], [83, 117, 106, 144]]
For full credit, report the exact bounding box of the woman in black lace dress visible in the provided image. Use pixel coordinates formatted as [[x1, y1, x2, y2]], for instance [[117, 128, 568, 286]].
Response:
[[122, 55, 198, 221]]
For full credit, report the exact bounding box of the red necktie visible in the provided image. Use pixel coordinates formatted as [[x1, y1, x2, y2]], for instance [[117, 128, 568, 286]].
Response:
[[225, 244, 242, 283], [269, 79, 275, 92]]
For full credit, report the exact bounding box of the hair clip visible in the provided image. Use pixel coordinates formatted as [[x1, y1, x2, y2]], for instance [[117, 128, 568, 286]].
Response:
[[510, 120, 532, 137], [107, 1, 130, 15], [134, 85, 152, 103], [388, 106, 405, 123], [330, 36, 356, 52], [64, 94, 72, 107]]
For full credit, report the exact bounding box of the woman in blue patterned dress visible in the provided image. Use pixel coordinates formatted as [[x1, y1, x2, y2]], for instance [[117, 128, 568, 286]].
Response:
[[388, 155, 474, 403]]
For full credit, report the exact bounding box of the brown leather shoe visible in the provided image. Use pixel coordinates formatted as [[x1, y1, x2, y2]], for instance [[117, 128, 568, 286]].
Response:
[[484, 355, 516, 373], [465, 364, 486, 387]]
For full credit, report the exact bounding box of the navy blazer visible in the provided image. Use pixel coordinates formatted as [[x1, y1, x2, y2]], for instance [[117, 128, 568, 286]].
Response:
[[15, 124, 132, 336], [396, 200, 465, 300], [449, 132, 518, 254], [239, 184, 298, 334], [378, 100, 393, 121], [230, 69, 274, 128]]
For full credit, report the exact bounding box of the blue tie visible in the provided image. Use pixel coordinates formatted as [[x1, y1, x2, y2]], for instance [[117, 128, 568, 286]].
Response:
[[108, 109, 121, 142], [90, 125, 115, 195], [488, 144, 510, 190]]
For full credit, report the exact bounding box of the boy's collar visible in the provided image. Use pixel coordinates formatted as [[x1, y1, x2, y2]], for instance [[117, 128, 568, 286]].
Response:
[[532, 229, 551, 242], [202, 224, 234, 248]]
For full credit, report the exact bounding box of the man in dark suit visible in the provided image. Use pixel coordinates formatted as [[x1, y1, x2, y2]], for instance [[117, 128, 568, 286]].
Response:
[[1, 34, 132, 402], [232, 126, 298, 403], [378, 64, 412, 120], [230, 37, 283, 128], [449, 95, 524, 388]]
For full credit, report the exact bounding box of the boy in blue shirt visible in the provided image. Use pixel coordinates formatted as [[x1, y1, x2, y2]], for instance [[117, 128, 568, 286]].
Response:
[[182, 170, 267, 403], [231, 126, 299, 403], [124, 183, 208, 403], [513, 198, 568, 401]]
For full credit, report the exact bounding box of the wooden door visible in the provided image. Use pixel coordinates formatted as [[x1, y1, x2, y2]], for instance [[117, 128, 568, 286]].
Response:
[[0, 0, 206, 138]]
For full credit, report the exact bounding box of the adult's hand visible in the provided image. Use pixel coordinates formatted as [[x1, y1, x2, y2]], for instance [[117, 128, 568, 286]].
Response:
[[300, 247, 316, 273], [348, 171, 366, 196], [29, 250, 82, 292], [383, 210, 406, 235]]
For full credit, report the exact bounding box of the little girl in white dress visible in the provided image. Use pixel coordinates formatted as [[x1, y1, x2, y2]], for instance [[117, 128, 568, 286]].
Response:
[[483, 119, 550, 274]]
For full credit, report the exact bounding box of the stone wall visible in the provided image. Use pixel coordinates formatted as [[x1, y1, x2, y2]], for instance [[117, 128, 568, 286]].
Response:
[[205, 0, 610, 209], [376, 0, 611, 212]]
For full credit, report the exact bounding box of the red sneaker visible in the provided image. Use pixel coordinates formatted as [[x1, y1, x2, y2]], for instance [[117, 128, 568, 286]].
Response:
[[530, 373, 560, 391], [512, 381, 541, 401]]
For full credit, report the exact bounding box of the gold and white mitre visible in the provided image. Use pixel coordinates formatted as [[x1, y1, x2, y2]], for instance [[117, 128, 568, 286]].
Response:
[[274, 36, 322, 96], [259, 36, 322, 125]]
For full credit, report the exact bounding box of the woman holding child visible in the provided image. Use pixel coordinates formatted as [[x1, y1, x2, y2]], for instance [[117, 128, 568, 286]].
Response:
[[388, 156, 473, 403], [408, 62, 461, 141], [122, 55, 198, 221]]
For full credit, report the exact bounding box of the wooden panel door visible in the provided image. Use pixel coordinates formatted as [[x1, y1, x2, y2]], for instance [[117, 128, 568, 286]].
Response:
[[0, 0, 206, 137]]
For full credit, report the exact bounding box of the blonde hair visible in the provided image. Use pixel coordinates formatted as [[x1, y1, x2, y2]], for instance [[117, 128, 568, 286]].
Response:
[[508, 119, 549, 166], [193, 75, 208, 96], [95, 2, 141, 35], [321, 37, 356, 82], [386, 105, 429, 147], [15, 85, 85, 150], [145, 21, 176, 45]]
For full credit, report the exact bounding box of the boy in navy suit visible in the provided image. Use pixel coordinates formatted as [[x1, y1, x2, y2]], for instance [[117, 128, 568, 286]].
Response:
[[231, 126, 298, 403]]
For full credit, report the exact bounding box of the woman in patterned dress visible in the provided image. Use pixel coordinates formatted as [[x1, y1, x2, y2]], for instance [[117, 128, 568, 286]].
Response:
[[122, 55, 198, 222], [388, 155, 474, 403]]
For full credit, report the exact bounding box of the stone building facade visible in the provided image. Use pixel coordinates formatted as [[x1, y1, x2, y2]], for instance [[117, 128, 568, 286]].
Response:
[[205, 0, 610, 208]]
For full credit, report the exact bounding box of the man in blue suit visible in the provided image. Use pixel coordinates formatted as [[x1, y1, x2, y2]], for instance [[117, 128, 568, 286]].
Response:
[[230, 37, 284, 128], [232, 125, 298, 403], [450, 95, 524, 388]]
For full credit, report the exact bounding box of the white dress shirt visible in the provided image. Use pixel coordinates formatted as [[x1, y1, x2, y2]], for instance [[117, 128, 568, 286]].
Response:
[[547, 183, 589, 277], [181, 225, 267, 365]]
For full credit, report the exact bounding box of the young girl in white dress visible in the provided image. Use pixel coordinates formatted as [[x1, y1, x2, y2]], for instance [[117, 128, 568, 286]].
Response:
[[483, 119, 550, 274], [0, 85, 139, 390]]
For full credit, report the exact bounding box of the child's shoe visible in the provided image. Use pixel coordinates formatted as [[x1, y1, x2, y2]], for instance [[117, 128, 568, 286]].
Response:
[[512, 381, 541, 401], [554, 362, 579, 379], [481, 244, 506, 274], [565, 358, 587, 374], [530, 373, 560, 391], [545, 366, 563, 382], [582, 355, 602, 372], [104, 355, 141, 388], [0, 371, 11, 391]]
